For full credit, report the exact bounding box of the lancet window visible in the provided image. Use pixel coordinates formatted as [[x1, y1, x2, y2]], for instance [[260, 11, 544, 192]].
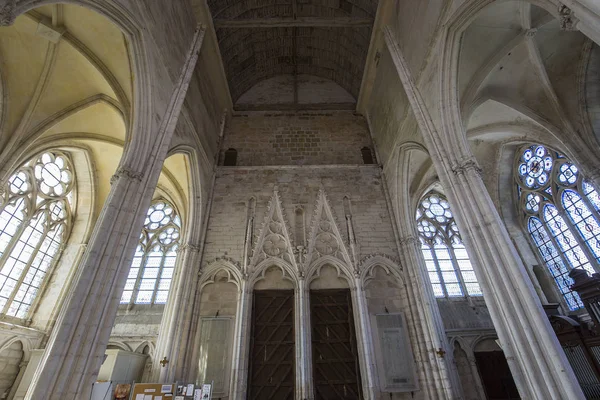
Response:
[[121, 200, 181, 305], [0, 151, 74, 319], [516, 144, 600, 310], [416, 191, 482, 298]]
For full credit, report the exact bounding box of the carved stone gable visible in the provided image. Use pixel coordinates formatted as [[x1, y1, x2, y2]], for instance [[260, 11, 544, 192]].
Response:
[[249, 190, 297, 271], [305, 190, 353, 271]]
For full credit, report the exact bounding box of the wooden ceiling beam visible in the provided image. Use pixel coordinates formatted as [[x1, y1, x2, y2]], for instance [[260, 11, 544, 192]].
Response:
[[214, 17, 373, 29]]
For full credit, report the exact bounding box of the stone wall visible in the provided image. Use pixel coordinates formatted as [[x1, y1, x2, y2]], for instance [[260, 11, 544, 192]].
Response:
[[220, 111, 374, 166], [202, 166, 398, 268], [437, 298, 494, 331], [0, 341, 23, 399]]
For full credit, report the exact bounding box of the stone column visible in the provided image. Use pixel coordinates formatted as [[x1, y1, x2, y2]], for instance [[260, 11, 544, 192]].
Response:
[[397, 236, 459, 400], [465, 348, 487, 400], [152, 243, 202, 382], [25, 25, 205, 400], [385, 27, 585, 400], [351, 277, 377, 400], [296, 277, 313, 399], [229, 280, 252, 399]]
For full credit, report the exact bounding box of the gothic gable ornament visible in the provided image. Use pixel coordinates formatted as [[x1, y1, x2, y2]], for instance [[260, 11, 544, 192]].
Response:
[[305, 190, 353, 272], [249, 190, 297, 271]]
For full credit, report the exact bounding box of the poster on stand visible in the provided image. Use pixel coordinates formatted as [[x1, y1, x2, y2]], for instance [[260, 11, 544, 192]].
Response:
[[193, 389, 202, 400], [201, 384, 212, 399]]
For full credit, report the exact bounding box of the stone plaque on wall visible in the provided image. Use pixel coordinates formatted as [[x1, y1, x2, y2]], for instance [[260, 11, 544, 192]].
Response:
[[197, 318, 231, 395], [373, 313, 418, 392]]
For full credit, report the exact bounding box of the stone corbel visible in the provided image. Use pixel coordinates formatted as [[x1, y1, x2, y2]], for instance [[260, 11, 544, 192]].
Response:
[[110, 167, 144, 185], [451, 157, 483, 177], [558, 3, 579, 31], [0, 0, 16, 27]]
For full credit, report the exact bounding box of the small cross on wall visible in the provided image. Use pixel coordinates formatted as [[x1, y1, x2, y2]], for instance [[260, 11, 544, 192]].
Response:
[[436, 348, 446, 358], [160, 357, 169, 367]]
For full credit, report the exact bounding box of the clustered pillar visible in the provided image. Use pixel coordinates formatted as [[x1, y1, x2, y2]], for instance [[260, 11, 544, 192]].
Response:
[[25, 25, 206, 400], [385, 25, 585, 400]]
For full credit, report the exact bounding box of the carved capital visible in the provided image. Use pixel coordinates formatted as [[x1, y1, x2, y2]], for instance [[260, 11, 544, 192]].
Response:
[[398, 235, 418, 247], [525, 28, 537, 37], [558, 4, 578, 31], [451, 158, 482, 177], [587, 166, 600, 183], [110, 167, 144, 184], [179, 243, 202, 253], [0, 0, 16, 27]]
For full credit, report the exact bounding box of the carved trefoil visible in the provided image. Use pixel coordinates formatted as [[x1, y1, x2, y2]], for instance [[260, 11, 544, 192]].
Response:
[[305, 190, 353, 271]]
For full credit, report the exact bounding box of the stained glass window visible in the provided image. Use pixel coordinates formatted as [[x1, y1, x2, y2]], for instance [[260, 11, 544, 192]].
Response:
[[416, 192, 482, 298], [0, 151, 74, 319], [120, 200, 181, 305], [516, 144, 600, 310]]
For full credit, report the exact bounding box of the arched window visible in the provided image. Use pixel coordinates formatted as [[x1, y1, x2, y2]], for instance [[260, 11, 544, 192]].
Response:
[[516, 144, 600, 310], [0, 151, 74, 319], [223, 148, 237, 166], [416, 191, 482, 298], [121, 200, 181, 305], [361, 147, 375, 164]]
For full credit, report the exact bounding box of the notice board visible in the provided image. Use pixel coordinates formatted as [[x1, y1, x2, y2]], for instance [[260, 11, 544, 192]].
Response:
[[131, 383, 174, 400]]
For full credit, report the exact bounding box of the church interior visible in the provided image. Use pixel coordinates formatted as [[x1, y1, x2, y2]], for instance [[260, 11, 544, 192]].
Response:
[[0, 0, 600, 399]]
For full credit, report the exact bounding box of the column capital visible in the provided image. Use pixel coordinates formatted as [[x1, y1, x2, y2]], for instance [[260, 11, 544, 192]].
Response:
[[178, 243, 202, 253], [451, 157, 482, 177], [558, 3, 579, 31], [398, 235, 419, 247], [110, 167, 144, 184], [586, 166, 600, 182], [0, 0, 16, 26]]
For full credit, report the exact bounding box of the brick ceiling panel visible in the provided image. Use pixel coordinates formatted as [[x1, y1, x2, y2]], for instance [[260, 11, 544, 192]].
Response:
[[207, 0, 378, 104]]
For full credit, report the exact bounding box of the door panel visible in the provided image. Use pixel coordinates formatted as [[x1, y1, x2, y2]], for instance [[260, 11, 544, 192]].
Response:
[[248, 290, 295, 400], [475, 351, 520, 399], [311, 289, 363, 400]]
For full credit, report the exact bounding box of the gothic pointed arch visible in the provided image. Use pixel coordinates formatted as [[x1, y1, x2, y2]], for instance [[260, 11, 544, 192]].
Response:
[[0, 150, 75, 319], [514, 143, 600, 310], [120, 199, 182, 305], [416, 190, 482, 298]]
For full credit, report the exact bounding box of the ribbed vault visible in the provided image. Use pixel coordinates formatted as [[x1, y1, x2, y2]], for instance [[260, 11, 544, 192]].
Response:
[[207, 0, 378, 105]]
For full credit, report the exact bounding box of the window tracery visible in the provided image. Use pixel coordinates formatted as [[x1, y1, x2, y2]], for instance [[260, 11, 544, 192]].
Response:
[[121, 200, 181, 305], [516, 144, 600, 310], [0, 151, 74, 319], [416, 191, 482, 298]]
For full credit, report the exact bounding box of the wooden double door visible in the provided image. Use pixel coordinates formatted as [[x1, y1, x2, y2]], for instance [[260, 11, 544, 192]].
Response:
[[311, 289, 363, 400], [247, 289, 362, 400]]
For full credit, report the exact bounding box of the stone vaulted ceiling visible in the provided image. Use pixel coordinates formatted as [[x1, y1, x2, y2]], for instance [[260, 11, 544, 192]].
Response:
[[207, 0, 379, 103]]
